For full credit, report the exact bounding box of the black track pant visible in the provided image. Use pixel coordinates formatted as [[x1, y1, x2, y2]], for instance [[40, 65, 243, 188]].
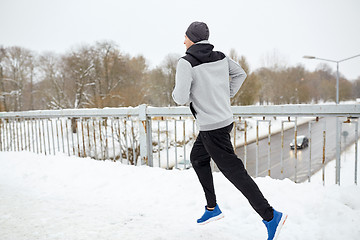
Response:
[[190, 122, 274, 221]]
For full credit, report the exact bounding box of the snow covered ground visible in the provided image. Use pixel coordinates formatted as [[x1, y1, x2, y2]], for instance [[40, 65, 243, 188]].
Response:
[[0, 140, 359, 240]]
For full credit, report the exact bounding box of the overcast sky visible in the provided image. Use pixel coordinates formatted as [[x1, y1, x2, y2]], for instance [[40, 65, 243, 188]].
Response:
[[1, 0, 359, 80]]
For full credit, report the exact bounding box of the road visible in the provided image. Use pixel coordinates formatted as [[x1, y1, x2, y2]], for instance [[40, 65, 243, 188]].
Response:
[[234, 117, 358, 182]]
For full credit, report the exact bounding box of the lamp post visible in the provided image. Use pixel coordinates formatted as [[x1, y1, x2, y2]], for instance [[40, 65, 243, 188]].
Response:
[[303, 54, 360, 185]]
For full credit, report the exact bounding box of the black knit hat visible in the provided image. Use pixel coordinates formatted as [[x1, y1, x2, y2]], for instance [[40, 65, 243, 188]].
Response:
[[185, 21, 209, 43]]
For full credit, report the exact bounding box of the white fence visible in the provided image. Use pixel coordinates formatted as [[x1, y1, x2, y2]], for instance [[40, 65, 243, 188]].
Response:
[[0, 104, 359, 184]]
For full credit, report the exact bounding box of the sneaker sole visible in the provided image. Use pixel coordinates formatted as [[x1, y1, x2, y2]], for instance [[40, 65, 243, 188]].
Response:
[[198, 213, 225, 225], [274, 213, 288, 240]]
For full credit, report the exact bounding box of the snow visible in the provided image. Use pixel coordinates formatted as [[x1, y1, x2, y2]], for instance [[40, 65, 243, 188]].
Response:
[[1, 139, 360, 240]]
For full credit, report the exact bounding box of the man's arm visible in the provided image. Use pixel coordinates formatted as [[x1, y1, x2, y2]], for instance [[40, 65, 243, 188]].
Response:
[[172, 58, 193, 105], [227, 56, 247, 98]]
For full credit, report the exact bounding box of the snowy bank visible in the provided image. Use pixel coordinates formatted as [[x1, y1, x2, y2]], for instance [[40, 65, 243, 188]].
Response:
[[0, 146, 359, 240]]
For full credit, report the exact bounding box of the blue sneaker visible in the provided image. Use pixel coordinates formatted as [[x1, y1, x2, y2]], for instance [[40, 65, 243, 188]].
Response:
[[262, 209, 288, 240], [197, 204, 224, 225]]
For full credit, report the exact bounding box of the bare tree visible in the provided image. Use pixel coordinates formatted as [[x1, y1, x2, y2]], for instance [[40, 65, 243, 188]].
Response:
[[91, 41, 127, 108], [229, 49, 260, 105], [1, 46, 34, 111], [338, 76, 353, 102], [28, 56, 35, 110], [280, 65, 307, 104], [161, 54, 179, 106], [120, 55, 150, 106], [146, 67, 166, 106], [260, 48, 288, 71], [314, 64, 336, 102], [61, 45, 95, 109], [0, 46, 7, 111], [353, 77, 360, 100], [37, 52, 67, 109]]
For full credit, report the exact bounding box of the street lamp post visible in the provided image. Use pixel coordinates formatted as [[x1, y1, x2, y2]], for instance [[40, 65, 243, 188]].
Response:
[[303, 54, 360, 185]]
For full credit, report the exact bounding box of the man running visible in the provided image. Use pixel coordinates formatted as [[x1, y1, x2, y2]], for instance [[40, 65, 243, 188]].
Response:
[[172, 21, 287, 240]]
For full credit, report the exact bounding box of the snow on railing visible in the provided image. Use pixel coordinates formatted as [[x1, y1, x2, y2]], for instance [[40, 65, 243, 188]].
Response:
[[0, 104, 359, 185]]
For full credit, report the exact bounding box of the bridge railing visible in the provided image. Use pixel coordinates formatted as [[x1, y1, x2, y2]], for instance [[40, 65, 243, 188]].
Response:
[[0, 104, 359, 185]]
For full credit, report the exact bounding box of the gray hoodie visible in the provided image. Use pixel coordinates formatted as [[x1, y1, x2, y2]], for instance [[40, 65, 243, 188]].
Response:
[[172, 40, 247, 131]]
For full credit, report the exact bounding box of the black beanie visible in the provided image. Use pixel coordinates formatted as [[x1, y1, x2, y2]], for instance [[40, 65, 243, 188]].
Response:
[[185, 21, 209, 43]]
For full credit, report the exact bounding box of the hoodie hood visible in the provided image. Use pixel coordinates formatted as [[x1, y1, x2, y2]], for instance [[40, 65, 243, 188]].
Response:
[[184, 40, 225, 67], [185, 41, 217, 65]]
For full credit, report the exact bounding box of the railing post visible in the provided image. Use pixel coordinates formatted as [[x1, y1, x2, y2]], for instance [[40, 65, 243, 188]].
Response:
[[355, 120, 358, 185], [322, 120, 327, 186], [139, 104, 153, 166], [294, 117, 298, 183], [336, 117, 341, 185]]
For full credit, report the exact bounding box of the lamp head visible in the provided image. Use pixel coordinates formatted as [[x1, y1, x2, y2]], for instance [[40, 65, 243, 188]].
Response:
[[303, 55, 316, 59]]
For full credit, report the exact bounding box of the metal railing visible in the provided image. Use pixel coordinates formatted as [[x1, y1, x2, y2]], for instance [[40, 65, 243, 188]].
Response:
[[0, 104, 359, 185]]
